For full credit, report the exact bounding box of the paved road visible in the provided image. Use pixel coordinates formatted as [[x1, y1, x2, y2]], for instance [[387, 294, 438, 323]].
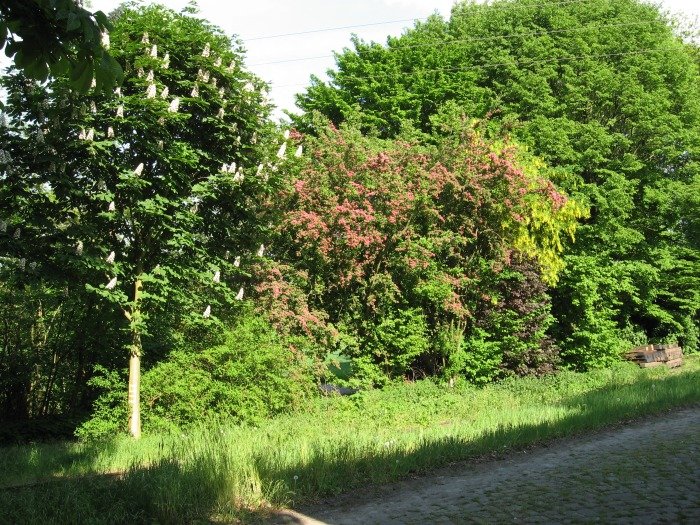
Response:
[[272, 407, 700, 524]]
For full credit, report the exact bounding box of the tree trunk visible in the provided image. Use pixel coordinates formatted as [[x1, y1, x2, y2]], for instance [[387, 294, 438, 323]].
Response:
[[127, 276, 143, 439], [128, 345, 141, 438]]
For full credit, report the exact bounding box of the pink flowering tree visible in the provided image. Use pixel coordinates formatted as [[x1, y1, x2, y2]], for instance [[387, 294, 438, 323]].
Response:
[[271, 121, 584, 383]]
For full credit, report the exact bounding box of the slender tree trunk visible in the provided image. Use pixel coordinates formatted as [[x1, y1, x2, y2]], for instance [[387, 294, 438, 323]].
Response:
[[128, 343, 141, 438], [127, 275, 143, 439]]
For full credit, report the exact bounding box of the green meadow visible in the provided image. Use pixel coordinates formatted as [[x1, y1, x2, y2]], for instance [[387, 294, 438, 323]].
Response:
[[1, 356, 697, 524]]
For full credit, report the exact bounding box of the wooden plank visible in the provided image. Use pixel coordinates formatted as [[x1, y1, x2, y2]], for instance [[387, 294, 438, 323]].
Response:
[[638, 361, 665, 368], [630, 345, 654, 353], [666, 358, 683, 368], [662, 349, 683, 360]]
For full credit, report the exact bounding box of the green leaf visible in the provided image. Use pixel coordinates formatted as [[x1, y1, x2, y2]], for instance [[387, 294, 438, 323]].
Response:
[[67, 13, 81, 32], [72, 60, 94, 92], [0, 20, 7, 50], [93, 11, 112, 31], [49, 55, 70, 76], [69, 56, 90, 82]]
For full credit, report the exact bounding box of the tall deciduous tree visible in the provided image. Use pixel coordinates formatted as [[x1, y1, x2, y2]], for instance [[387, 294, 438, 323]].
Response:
[[0, 3, 275, 436], [295, 0, 700, 365]]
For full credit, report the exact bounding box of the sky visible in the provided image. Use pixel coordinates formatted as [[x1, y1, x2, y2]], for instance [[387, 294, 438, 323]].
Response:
[[10, 1, 700, 118]]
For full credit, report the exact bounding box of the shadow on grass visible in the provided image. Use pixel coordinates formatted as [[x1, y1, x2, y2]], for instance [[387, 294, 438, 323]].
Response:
[[0, 438, 131, 489], [0, 364, 698, 524]]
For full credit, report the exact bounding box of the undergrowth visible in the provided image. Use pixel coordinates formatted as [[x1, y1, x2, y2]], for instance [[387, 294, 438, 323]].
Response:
[[0, 356, 698, 523]]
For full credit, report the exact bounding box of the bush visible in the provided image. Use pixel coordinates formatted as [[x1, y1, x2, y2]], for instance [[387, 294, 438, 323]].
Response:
[[77, 309, 318, 439]]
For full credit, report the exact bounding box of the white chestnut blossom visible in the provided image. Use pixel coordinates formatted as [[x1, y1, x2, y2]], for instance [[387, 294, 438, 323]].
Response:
[[141, 32, 149, 44], [134, 163, 144, 176], [257, 244, 265, 257], [150, 44, 158, 57], [295, 145, 303, 158], [213, 270, 220, 283], [161, 86, 169, 98], [146, 69, 154, 82], [106, 277, 118, 290], [283, 129, 290, 140], [235, 287, 244, 300], [19, 258, 26, 270], [86, 128, 94, 141], [90, 101, 97, 114], [168, 98, 180, 113], [116, 105, 124, 118], [108, 201, 116, 212], [162, 53, 170, 69], [107, 126, 115, 138], [106, 251, 115, 264], [214, 57, 222, 67], [75, 240, 83, 255], [276, 143, 287, 158], [203, 305, 211, 318], [146, 84, 157, 98], [217, 108, 225, 119], [202, 43, 210, 57], [191, 84, 199, 97], [233, 256, 241, 267], [0, 220, 7, 233]]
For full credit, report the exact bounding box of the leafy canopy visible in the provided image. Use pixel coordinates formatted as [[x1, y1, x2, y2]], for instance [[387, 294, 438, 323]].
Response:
[[0, 0, 122, 91]]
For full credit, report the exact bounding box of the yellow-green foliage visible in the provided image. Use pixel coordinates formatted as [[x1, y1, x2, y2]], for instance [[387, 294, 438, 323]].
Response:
[[509, 151, 589, 284]]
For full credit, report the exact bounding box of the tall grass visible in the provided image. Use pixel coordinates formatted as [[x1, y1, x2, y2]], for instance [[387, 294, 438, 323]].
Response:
[[1, 357, 698, 523]]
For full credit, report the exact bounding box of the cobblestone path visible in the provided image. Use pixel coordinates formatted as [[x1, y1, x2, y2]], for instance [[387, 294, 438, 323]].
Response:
[[273, 406, 700, 524]]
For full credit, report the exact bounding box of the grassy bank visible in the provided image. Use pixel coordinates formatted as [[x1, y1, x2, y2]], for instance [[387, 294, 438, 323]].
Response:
[[1, 356, 698, 523]]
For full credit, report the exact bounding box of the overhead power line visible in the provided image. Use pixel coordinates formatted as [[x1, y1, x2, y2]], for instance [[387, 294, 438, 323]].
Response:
[[248, 20, 658, 67], [270, 48, 667, 89], [242, 0, 592, 41], [244, 17, 427, 41]]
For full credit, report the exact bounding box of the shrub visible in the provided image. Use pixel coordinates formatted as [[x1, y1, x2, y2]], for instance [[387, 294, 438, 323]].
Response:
[[77, 309, 317, 439]]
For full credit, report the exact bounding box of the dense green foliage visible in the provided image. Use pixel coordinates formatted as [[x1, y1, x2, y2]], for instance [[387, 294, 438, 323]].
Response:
[[297, 0, 700, 368], [0, 2, 278, 432], [0, 0, 698, 440], [272, 122, 582, 385], [77, 309, 317, 439], [0, 0, 122, 90]]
